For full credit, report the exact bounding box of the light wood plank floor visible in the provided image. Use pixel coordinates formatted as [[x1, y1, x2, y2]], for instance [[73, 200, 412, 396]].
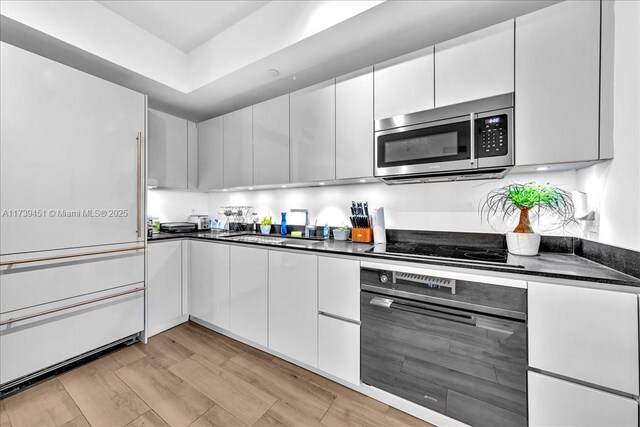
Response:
[[1, 322, 435, 427]]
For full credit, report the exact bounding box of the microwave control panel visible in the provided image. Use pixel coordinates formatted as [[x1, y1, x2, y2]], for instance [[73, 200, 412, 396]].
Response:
[[477, 115, 508, 157]]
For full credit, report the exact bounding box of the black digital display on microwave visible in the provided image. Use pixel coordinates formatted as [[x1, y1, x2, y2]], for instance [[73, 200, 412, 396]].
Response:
[[477, 114, 508, 158]]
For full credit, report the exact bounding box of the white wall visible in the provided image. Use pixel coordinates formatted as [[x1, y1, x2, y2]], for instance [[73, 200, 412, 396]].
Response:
[[576, 0, 640, 252], [205, 170, 578, 235], [147, 0, 640, 251], [147, 189, 208, 223]]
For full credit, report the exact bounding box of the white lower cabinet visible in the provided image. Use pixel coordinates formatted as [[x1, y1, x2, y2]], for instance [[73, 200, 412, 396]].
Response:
[[317, 256, 361, 385], [528, 372, 638, 427], [229, 246, 268, 346], [147, 240, 184, 336], [189, 240, 230, 329], [0, 284, 144, 385], [268, 251, 318, 367], [528, 281, 639, 395], [318, 314, 360, 386]]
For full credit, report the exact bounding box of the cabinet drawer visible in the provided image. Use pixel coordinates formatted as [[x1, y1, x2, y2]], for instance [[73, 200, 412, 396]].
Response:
[[318, 257, 360, 322], [528, 372, 638, 427], [0, 249, 144, 313], [0, 283, 144, 385], [528, 282, 639, 395], [318, 314, 360, 386]]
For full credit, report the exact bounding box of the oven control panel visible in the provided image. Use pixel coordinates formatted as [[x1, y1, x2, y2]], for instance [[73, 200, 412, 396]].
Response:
[[477, 114, 508, 158]]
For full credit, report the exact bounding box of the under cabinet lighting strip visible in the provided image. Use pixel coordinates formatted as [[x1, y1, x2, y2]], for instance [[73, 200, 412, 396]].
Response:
[[0, 245, 146, 267], [0, 286, 145, 326]]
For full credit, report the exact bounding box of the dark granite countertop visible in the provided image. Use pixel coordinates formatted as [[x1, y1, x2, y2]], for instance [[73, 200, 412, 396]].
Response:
[[149, 231, 375, 254], [148, 231, 640, 288]]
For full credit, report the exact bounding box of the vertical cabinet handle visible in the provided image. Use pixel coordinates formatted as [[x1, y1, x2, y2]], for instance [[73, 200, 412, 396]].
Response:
[[136, 131, 143, 238], [469, 113, 476, 165]]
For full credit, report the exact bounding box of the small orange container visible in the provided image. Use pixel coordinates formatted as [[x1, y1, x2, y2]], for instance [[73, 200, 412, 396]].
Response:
[[352, 227, 373, 243]]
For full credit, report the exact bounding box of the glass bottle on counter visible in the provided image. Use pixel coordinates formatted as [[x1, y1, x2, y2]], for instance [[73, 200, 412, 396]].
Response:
[[280, 212, 287, 236]]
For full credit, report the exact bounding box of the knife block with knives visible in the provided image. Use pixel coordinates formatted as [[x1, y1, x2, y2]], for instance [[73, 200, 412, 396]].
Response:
[[350, 200, 373, 243], [352, 227, 373, 243]]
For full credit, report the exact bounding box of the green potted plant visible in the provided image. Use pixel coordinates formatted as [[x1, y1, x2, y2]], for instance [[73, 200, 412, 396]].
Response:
[[480, 182, 575, 256], [333, 225, 350, 241], [260, 216, 272, 235]]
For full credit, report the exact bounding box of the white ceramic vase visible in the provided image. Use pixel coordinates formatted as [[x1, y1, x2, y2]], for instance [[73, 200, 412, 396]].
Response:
[[506, 232, 541, 256]]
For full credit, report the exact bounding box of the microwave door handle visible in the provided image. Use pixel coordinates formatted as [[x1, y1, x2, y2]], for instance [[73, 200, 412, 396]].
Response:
[[469, 113, 475, 165]]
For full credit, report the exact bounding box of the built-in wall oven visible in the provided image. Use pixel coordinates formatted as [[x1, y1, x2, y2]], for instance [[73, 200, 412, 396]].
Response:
[[374, 93, 514, 184], [360, 263, 527, 427]]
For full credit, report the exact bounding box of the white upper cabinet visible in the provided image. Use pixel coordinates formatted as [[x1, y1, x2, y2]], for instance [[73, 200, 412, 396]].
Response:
[[268, 251, 318, 367], [374, 47, 434, 120], [515, 0, 601, 166], [223, 106, 253, 188], [148, 108, 188, 189], [187, 121, 198, 189], [253, 95, 290, 186], [290, 79, 336, 183], [528, 281, 639, 395], [336, 67, 374, 180], [435, 20, 514, 107], [198, 116, 224, 190]]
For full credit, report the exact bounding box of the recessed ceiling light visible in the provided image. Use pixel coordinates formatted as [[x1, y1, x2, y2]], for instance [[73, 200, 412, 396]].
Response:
[[359, 179, 366, 183], [536, 166, 550, 171], [292, 75, 297, 81], [267, 69, 279, 78]]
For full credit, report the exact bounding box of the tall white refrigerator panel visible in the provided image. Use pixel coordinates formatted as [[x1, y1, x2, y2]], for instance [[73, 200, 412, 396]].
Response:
[[0, 42, 146, 255]]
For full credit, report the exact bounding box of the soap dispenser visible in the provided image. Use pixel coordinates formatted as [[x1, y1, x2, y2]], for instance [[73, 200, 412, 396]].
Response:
[[323, 223, 330, 239], [280, 212, 287, 236]]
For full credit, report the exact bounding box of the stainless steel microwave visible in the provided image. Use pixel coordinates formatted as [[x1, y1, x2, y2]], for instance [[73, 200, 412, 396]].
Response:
[[374, 93, 514, 184]]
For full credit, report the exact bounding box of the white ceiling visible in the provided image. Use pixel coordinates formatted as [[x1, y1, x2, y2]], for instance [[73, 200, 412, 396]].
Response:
[[97, 0, 269, 52], [1, 0, 558, 121]]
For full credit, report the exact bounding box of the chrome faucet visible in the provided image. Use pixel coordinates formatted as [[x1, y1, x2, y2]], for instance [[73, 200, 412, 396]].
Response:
[[290, 208, 312, 237]]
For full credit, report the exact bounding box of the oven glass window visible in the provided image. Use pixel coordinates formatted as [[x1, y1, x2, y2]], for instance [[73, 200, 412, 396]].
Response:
[[377, 119, 470, 167], [384, 131, 458, 163]]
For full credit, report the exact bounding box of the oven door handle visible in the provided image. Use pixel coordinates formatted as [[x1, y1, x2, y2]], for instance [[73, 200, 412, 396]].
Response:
[[369, 296, 476, 326]]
